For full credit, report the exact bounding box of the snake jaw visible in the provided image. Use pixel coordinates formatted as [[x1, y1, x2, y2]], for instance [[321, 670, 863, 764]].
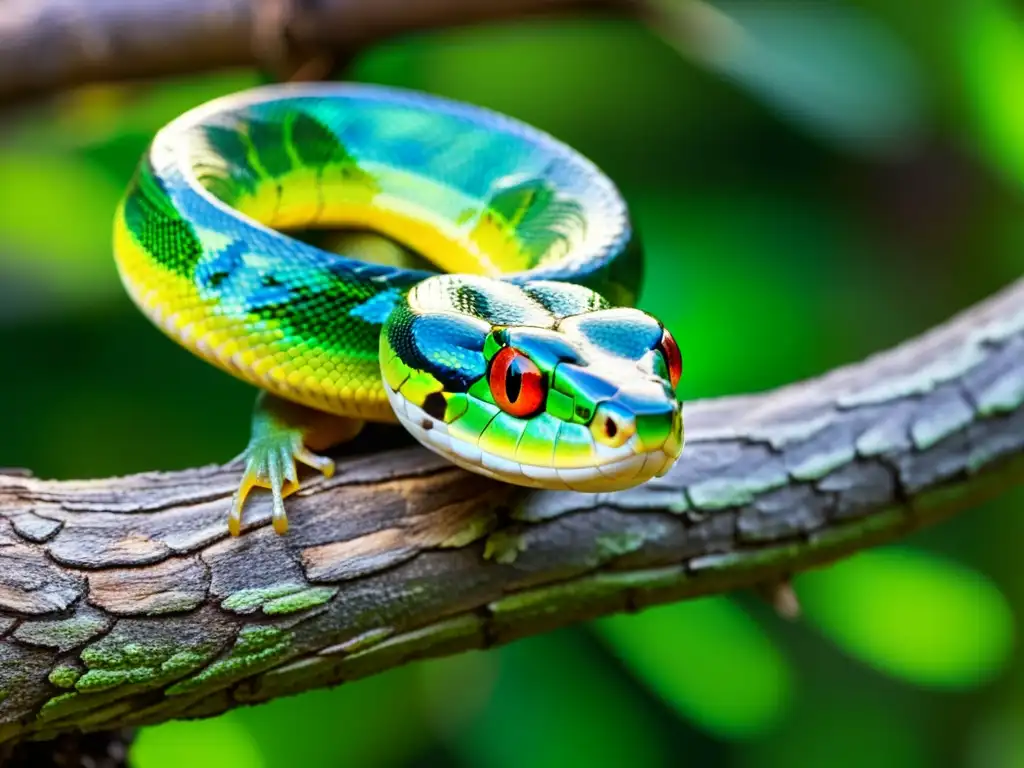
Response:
[[386, 383, 681, 492]]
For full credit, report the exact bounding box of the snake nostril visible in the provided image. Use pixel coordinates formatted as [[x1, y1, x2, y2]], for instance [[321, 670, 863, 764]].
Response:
[[592, 403, 635, 448]]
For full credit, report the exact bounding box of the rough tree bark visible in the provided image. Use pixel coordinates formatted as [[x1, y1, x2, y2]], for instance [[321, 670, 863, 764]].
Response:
[[0, 276, 1020, 743]]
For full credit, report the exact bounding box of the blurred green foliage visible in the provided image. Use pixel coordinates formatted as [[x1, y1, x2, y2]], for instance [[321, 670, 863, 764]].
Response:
[[596, 598, 793, 738], [0, 1, 1022, 765], [800, 547, 1015, 689]]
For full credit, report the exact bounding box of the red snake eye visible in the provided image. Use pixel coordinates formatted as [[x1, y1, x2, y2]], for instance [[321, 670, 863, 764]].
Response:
[[489, 347, 546, 418], [659, 328, 682, 389]]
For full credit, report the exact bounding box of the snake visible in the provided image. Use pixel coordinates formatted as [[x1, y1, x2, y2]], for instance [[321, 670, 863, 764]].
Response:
[[113, 83, 684, 536]]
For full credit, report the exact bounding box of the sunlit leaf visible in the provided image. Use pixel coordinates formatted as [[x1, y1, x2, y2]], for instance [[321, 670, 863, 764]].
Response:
[[132, 712, 264, 768], [595, 597, 793, 739], [652, 0, 926, 153], [0, 150, 122, 314], [799, 547, 1015, 688], [442, 632, 671, 768], [956, 0, 1024, 187]]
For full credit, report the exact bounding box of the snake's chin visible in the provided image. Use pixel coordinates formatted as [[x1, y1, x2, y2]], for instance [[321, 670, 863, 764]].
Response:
[[387, 388, 680, 492]]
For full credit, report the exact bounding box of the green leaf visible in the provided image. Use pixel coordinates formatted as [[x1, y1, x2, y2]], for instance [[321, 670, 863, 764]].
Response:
[[956, 0, 1024, 187], [232, 668, 431, 768], [0, 150, 123, 314], [799, 547, 1015, 689], [131, 712, 265, 768], [431, 632, 670, 768], [652, 0, 927, 153], [595, 597, 793, 739], [631, 189, 853, 399]]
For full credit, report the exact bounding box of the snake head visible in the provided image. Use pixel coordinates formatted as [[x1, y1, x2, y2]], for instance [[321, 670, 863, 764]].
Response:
[[381, 277, 683, 492]]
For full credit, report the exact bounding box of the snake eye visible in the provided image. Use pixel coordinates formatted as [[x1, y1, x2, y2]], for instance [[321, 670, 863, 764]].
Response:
[[659, 327, 682, 389], [489, 347, 546, 418]]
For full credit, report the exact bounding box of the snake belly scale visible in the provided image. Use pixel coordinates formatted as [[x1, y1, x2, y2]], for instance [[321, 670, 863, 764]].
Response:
[[113, 83, 684, 535]]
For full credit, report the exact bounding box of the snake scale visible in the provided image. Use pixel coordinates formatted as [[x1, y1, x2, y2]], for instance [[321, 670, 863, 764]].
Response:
[[113, 83, 684, 535]]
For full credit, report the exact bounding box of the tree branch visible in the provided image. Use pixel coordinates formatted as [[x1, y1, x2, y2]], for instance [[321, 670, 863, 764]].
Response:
[[0, 276, 1019, 742], [0, 0, 635, 103]]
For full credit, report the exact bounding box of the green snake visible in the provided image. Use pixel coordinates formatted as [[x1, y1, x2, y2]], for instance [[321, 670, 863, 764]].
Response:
[[114, 83, 684, 536]]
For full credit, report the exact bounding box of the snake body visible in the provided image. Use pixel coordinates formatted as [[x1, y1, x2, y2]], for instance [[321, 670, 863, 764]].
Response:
[[114, 83, 683, 533]]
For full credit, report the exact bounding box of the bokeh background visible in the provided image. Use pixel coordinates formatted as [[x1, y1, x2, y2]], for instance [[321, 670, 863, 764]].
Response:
[[1, 0, 1023, 765]]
